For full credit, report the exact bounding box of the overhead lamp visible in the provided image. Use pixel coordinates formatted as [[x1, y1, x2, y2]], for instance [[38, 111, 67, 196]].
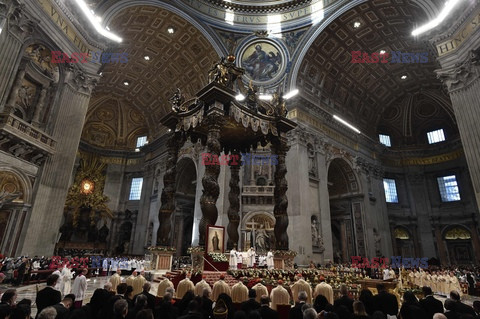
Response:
[[235, 93, 245, 101], [379, 50, 386, 54], [144, 56, 150, 61], [168, 129, 172, 132], [123, 80, 130, 86], [259, 94, 273, 101], [167, 27, 175, 34], [135, 148, 140, 152], [401, 75, 407, 80], [284, 89, 299, 99], [73, 0, 122, 42], [333, 115, 361, 134], [412, 0, 462, 36], [353, 21, 361, 28]]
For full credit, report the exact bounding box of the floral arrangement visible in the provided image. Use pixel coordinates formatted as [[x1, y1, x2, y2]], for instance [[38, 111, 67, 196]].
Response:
[[187, 246, 205, 254], [272, 250, 297, 257], [147, 246, 176, 252], [208, 252, 228, 262]]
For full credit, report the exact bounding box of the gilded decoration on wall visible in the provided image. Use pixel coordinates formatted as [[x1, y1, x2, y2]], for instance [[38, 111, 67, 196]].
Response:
[[65, 153, 113, 227], [444, 227, 471, 240], [394, 227, 410, 240]]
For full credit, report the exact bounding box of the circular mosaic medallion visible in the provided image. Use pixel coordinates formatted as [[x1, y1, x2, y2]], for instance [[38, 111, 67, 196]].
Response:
[[239, 40, 285, 85]]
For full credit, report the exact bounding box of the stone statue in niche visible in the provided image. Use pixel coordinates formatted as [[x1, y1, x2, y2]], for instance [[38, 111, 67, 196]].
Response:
[[311, 216, 324, 252], [307, 144, 317, 177]]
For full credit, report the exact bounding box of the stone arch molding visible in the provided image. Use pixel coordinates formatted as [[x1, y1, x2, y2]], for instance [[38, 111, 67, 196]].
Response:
[[0, 167, 33, 205], [442, 225, 472, 240], [242, 211, 275, 230], [326, 156, 362, 194]]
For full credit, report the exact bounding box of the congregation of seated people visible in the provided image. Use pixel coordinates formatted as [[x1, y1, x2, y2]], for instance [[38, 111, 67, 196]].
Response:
[[1, 270, 479, 319]]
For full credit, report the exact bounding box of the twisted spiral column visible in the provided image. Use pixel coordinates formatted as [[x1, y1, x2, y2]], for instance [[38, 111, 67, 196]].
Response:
[[227, 151, 241, 250], [199, 115, 223, 245], [272, 137, 290, 250], [157, 133, 183, 246]]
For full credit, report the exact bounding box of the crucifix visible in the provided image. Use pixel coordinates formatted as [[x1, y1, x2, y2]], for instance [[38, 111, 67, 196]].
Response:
[[246, 221, 260, 250]]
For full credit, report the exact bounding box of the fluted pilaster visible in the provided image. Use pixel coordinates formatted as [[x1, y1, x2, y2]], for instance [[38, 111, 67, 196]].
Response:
[[0, 2, 36, 110], [19, 66, 97, 256], [437, 50, 480, 207]]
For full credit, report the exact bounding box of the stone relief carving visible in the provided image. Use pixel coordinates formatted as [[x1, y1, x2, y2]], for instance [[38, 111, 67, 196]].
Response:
[[436, 48, 480, 93], [307, 143, 317, 177]]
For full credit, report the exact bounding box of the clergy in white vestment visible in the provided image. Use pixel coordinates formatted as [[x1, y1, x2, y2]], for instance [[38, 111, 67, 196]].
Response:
[[252, 282, 268, 303], [132, 271, 146, 296], [229, 248, 238, 270], [247, 247, 256, 268], [177, 276, 195, 299], [266, 250, 274, 270], [157, 277, 174, 298], [52, 269, 62, 293], [291, 275, 312, 304], [313, 281, 333, 305], [194, 276, 212, 296], [212, 275, 231, 301], [231, 281, 249, 303], [60, 265, 73, 296], [270, 280, 290, 310], [71, 268, 88, 308], [110, 269, 123, 293]]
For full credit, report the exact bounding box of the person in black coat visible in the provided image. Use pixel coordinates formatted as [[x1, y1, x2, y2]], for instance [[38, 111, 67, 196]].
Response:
[[52, 296, 74, 319], [314, 295, 334, 313], [289, 291, 308, 319], [419, 286, 444, 319], [258, 295, 278, 319], [240, 289, 261, 316], [359, 289, 374, 316], [449, 291, 476, 317], [372, 284, 398, 317], [134, 282, 156, 310], [35, 274, 61, 318], [334, 285, 354, 314], [400, 291, 428, 319], [200, 288, 213, 319]]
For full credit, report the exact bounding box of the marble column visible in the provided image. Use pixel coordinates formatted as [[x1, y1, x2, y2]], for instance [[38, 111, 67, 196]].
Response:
[[433, 5, 480, 210], [340, 220, 348, 262], [0, 2, 36, 110], [4, 68, 25, 113], [31, 86, 47, 127], [467, 220, 480, 264], [317, 144, 333, 262], [226, 152, 241, 250], [18, 66, 98, 256], [199, 112, 223, 245], [272, 135, 290, 250], [433, 224, 448, 265], [132, 163, 154, 254]]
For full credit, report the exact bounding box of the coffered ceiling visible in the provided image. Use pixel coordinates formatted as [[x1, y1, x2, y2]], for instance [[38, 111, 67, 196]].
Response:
[[84, 5, 219, 149], [296, 0, 451, 136]]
